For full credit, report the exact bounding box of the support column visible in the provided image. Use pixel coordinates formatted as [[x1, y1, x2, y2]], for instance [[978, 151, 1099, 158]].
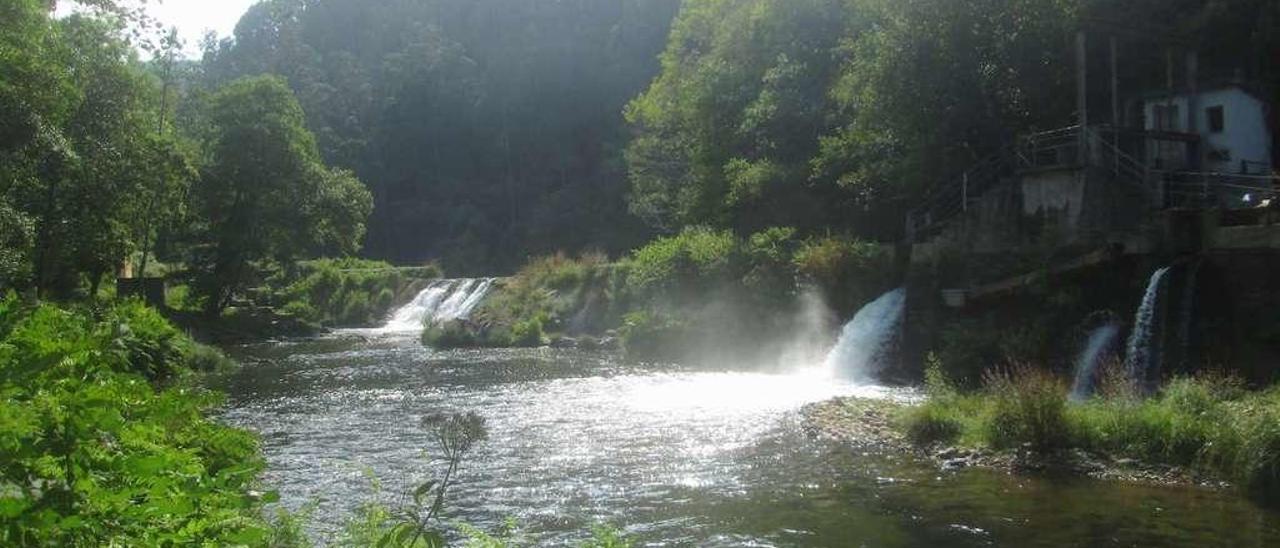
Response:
[[1076, 31, 1088, 164]]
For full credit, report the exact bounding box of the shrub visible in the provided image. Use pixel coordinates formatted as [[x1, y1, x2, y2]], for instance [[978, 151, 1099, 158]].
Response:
[[983, 366, 1071, 453], [625, 227, 741, 299], [272, 258, 439, 327], [902, 403, 964, 445], [618, 310, 692, 361], [793, 236, 892, 314], [474, 252, 615, 343], [422, 320, 482, 349], [509, 314, 548, 347], [0, 299, 272, 545], [181, 341, 237, 373], [101, 299, 188, 383]]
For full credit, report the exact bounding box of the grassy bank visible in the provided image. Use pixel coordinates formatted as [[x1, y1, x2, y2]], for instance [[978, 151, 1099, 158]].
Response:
[[424, 253, 624, 349], [438, 228, 896, 360], [900, 360, 1280, 505], [0, 295, 276, 545], [269, 258, 442, 328]]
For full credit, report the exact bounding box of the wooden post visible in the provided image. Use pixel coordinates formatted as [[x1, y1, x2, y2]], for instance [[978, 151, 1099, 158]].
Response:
[[1186, 50, 1200, 171], [1111, 36, 1120, 174], [1110, 36, 1119, 127], [1076, 31, 1088, 164]]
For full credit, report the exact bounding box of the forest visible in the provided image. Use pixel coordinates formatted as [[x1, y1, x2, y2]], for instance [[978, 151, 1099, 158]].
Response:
[[3, 0, 1280, 546]]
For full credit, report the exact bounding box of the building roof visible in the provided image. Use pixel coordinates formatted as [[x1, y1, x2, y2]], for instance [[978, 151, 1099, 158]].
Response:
[[1142, 82, 1272, 105]]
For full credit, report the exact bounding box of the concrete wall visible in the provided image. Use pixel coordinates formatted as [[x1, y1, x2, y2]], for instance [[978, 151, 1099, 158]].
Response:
[[1021, 169, 1085, 234], [1144, 87, 1272, 173]]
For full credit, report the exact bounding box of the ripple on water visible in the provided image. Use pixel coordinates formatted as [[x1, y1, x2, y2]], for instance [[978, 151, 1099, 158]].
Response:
[[217, 339, 1280, 547]]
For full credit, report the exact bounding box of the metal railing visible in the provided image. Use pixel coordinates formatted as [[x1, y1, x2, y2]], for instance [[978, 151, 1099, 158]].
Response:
[[1159, 171, 1279, 210], [1015, 125, 1083, 171], [906, 151, 1015, 241], [905, 124, 1280, 243]]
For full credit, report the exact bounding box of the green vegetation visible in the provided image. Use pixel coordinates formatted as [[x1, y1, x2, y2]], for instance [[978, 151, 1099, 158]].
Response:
[[429, 254, 619, 349], [1, 1, 374, 319], [618, 227, 890, 361], [270, 259, 442, 328], [190, 75, 373, 316], [0, 295, 273, 545], [901, 360, 1280, 505], [200, 0, 680, 272], [447, 230, 892, 360]]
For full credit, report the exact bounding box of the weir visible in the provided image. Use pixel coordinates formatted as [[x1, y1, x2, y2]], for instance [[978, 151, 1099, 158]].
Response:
[[823, 288, 907, 383], [1125, 267, 1170, 391], [380, 278, 496, 333]]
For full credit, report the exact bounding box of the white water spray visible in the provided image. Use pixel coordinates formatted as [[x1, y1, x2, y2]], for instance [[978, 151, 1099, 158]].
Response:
[[1125, 267, 1169, 390], [822, 288, 906, 383], [1070, 322, 1121, 401], [379, 278, 496, 333]]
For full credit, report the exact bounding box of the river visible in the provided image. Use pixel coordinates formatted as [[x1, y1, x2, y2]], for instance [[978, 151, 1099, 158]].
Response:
[[215, 332, 1280, 546]]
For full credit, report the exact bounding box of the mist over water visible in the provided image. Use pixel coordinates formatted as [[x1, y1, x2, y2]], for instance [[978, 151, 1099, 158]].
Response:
[[1071, 322, 1121, 401]]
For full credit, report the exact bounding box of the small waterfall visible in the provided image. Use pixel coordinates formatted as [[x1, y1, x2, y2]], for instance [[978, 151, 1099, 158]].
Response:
[[1070, 322, 1121, 401], [822, 288, 906, 383], [1125, 267, 1170, 391], [380, 278, 496, 333]]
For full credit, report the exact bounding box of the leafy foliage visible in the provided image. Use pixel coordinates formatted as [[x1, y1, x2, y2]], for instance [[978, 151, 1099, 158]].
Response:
[[0, 295, 272, 545], [271, 258, 441, 327], [200, 0, 681, 272], [190, 75, 373, 315]]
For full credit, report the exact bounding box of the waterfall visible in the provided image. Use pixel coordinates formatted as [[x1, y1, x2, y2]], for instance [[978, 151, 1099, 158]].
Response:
[[822, 288, 906, 383], [1070, 322, 1121, 401], [1125, 267, 1170, 391], [380, 278, 496, 333]]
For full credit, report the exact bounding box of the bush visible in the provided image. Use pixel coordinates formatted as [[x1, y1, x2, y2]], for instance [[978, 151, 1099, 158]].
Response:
[[899, 358, 1280, 505], [509, 314, 548, 347], [422, 319, 483, 349], [983, 366, 1070, 452], [793, 236, 892, 315], [473, 253, 616, 344], [618, 310, 693, 361], [271, 258, 441, 327], [902, 404, 964, 445], [0, 298, 272, 545], [625, 227, 741, 300]]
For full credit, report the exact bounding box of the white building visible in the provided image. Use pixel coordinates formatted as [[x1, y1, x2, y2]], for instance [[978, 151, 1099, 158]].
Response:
[[1143, 84, 1273, 175]]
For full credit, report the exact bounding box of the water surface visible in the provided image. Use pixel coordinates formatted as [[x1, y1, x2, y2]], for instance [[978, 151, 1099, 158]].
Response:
[[217, 334, 1280, 546]]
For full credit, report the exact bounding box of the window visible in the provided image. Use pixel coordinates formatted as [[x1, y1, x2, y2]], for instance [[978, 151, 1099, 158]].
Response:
[[1207, 105, 1225, 133], [1153, 104, 1180, 131]]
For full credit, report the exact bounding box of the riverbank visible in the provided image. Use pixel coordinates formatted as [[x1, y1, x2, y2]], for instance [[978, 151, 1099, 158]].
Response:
[[803, 397, 1229, 490], [803, 362, 1280, 503]]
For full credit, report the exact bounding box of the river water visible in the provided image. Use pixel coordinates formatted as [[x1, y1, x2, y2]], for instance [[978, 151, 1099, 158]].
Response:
[[216, 333, 1280, 546]]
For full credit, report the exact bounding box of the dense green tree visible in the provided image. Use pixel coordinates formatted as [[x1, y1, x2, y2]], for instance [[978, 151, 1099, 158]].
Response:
[[0, 4, 179, 296], [627, 0, 1280, 243], [191, 75, 372, 314], [625, 0, 853, 235], [199, 0, 680, 272]]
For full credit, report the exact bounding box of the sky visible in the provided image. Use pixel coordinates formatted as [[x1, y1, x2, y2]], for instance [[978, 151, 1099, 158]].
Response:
[[57, 0, 260, 57]]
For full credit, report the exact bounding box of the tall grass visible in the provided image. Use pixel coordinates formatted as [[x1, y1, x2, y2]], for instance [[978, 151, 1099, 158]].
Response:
[[470, 252, 613, 346], [899, 363, 1280, 505]]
